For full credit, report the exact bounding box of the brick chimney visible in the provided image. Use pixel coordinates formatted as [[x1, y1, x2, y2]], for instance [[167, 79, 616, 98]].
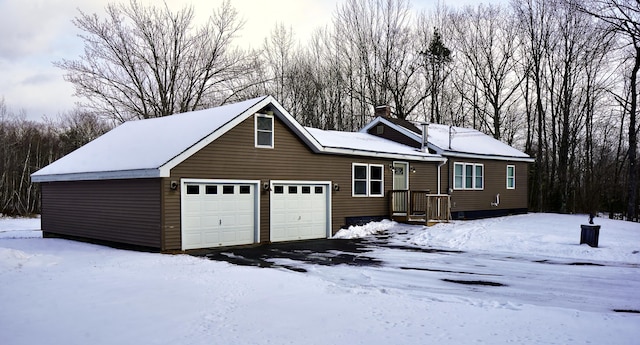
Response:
[[375, 105, 391, 118]]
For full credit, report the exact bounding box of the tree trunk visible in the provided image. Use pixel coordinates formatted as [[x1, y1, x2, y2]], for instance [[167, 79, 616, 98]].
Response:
[[627, 47, 639, 221]]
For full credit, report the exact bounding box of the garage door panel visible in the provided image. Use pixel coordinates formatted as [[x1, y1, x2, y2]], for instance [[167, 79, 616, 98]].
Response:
[[182, 182, 257, 250], [271, 183, 329, 242]]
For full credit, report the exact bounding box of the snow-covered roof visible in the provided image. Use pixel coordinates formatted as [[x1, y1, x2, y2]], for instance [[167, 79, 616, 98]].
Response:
[[31, 96, 443, 183], [361, 117, 534, 162], [32, 96, 319, 182], [305, 127, 443, 161]]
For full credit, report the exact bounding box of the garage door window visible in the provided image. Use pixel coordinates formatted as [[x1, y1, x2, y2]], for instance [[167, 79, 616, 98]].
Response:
[[274, 185, 284, 194], [186, 185, 199, 194], [239, 185, 251, 194], [205, 185, 217, 194], [289, 186, 298, 194], [223, 186, 234, 194], [315, 186, 323, 194]]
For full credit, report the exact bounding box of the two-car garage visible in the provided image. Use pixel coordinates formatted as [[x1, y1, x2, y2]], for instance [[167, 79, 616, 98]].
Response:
[[181, 179, 331, 250]]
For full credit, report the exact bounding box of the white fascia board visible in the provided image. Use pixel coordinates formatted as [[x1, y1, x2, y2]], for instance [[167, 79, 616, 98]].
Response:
[[362, 117, 534, 163], [268, 97, 324, 152], [159, 96, 324, 177], [158, 96, 270, 176], [30, 169, 161, 183], [321, 147, 446, 162], [361, 117, 423, 143], [441, 151, 535, 163]]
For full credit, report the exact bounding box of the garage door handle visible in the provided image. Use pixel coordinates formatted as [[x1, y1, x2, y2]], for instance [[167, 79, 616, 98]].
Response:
[[298, 216, 301, 220], [219, 219, 222, 225]]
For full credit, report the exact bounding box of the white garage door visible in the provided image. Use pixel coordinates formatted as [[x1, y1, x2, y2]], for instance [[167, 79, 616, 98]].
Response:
[[270, 182, 330, 242], [182, 181, 257, 250]]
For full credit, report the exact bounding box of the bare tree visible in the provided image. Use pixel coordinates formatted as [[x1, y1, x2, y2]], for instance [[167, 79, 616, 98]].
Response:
[[578, 0, 640, 221], [56, 0, 254, 122], [452, 4, 524, 140], [512, 0, 554, 211], [333, 0, 424, 121], [56, 110, 113, 155], [262, 23, 296, 108]]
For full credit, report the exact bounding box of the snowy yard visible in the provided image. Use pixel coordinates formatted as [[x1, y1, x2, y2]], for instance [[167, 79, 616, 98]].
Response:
[[1, 213, 639, 345]]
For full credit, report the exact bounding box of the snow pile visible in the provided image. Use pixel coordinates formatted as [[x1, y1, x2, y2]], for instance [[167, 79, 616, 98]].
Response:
[[410, 213, 640, 264], [332, 219, 397, 239], [0, 215, 41, 239]]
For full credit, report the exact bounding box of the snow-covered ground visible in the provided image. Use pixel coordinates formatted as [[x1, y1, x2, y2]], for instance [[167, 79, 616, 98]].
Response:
[[1, 213, 638, 344]]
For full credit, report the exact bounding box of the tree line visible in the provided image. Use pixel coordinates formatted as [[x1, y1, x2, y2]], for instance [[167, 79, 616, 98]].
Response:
[[0, 99, 111, 215], [1, 0, 638, 221]]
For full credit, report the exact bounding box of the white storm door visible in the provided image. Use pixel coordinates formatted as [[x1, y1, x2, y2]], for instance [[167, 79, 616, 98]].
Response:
[[392, 162, 409, 214]]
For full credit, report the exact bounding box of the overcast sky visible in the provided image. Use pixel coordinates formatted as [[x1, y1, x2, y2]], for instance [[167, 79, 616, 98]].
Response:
[[0, 0, 505, 122]]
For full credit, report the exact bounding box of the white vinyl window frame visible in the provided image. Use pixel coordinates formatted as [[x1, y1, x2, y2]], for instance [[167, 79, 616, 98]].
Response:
[[453, 162, 484, 190], [506, 165, 516, 189], [255, 113, 274, 148], [352, 163, 384, 197]]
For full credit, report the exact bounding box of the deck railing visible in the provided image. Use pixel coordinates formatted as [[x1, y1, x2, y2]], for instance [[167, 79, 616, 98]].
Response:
[[389, 190, 450, 225]]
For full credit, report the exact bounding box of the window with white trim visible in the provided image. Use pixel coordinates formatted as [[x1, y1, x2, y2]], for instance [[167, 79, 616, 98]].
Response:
[[506, 165, 515, 189], [255, 113, 274, 148], [352, 163, 384, 197], [453, 162, 484, 190]]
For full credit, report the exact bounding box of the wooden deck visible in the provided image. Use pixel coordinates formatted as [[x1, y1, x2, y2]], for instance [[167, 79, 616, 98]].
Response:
[[389, 190, 450, 226]]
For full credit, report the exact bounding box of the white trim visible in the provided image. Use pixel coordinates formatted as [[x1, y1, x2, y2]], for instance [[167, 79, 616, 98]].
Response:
[[506, 165, 516, 189], [352, 163, 368, 197], [255, 113, 274, 148], [321, 147, 445, 162], [362, 117, 535, 163], [269, 180, 333, 240], [180, 178, 261, 250], [159, 96, 271, 177], [33, 96, 452, 183], [352, 163, 385, 197], [392, 161, 409, 190], [30, 169, 161, 182], [453, 162, 484, 190], [360, 117, 421, 141], [439, 151, 535, 163], [369, 164, 384, 197]]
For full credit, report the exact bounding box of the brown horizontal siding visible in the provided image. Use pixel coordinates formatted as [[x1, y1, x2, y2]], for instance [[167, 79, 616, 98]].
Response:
[[41, 179, 162, 249], [448, 159, 528, 212], [164, 113, 441, 250]]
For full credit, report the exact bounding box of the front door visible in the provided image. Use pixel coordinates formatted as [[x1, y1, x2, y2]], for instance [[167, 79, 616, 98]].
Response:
[[393, 162, 408, 190], [393, 162, 408, 214]]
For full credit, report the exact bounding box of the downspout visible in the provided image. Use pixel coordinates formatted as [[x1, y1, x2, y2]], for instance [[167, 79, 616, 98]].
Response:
[[437, 158, 448, 195]]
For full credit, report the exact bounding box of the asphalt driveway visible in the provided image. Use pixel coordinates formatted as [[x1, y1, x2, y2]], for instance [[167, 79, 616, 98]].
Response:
[[190, 228, 638, 314]]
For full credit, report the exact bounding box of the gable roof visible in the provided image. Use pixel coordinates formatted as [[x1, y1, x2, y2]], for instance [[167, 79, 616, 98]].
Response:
[[305, 127, 443, 161], [32, 96, 443, 183], [361, 117, 535, 162]]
